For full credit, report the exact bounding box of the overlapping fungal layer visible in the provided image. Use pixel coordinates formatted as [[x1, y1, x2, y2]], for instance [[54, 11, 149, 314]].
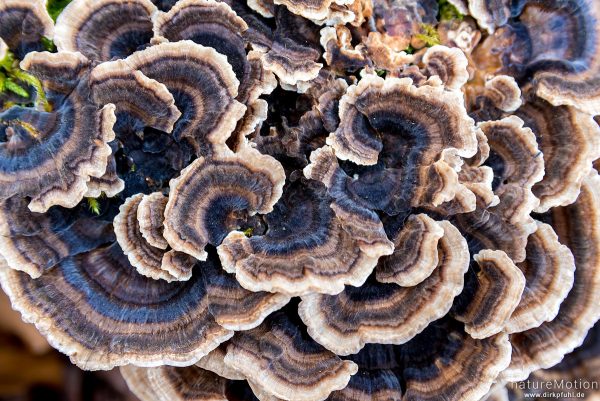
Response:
[[1, 0, 600, 400], [164, 144, 285, 261], [472, 0, 600, 115], [0, 0, 53, 59], [0, 51, 116, 212]]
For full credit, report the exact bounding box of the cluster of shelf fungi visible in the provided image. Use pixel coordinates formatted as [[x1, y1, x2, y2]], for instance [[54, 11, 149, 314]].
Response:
[[1, 0, 600, 400]]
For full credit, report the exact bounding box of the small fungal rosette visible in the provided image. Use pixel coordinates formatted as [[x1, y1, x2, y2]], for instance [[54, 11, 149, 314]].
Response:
[[96, 40, 246, 155], [53, 0, 157, 61], [163, 144, 285, 261], [218, 178, 383, 296]]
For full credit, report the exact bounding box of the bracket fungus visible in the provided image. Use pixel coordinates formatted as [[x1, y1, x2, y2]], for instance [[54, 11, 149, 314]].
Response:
[[164, 144, 285, 261], [0, 51, 116, 212], [1, 0, 600, 400]]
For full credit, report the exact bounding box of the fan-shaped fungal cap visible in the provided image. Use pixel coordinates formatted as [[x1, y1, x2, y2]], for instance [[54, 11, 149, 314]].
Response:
[[319, 26, 369, 73], [422, 45, 469, 91], [502, 170, 600, 382], [196, 345, 245, 380], [102, 40, 245, 154], [261, 8, 323, 86], [114, 194, 177, 281], [375, 213, 444, 286], [223, 310, 358, 401], [0, 197, 114, 278], [505, 221, 575, 334], [122, 365, 233, 401], [54, 0, 157, 61], [0, 243, 233, 370], [298, 220, 469, 355], [328, 75, 477, 166], [401, 319, 512, 401], [0, 51, 116, 212], [468, 75, 522, 123], [218, 179, 380, 296], [85, 155, 125, 198], [303, 146, 394, 257], [137, 192, 169, 249], [273, 0, 351, 21], [468, 0, 512, 33], [152, 0, 275, 105], [200, 252, 290, 331], [164, 144, 285, 261], [478, 115, 544, 226], [521, 0, 600, 115], [89, 61, 181, 133], [0, 0, 54, 58], [515, 96, 600, 212], [478, 0, 600, 115], [453, 249, 525, 339], [453, 197, 534, 264]]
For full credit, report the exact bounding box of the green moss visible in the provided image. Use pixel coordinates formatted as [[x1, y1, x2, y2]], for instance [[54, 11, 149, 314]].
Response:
[[375, 69, 387, 77], [414, 24, 441, 47], [47, 0, 72, 22], [438, 0, 464, 21], [242, 227, 254, 237], [86, 197, 101, 215], [41, 37, 57, 52], [0, 51, 51, 111], [404, 44, 416, 54]]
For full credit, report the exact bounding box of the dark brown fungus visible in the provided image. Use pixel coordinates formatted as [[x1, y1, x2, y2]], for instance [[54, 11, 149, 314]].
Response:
[[502, 171, 600, 382], [0, 243, 234, 369], [248, 0, 275, 18], [0, 197, 114, 278], [54, 0, 157, 61], [85, 155, 125, 199], [98, 41, 245, 155], [468, 75, 522, 123], [223, 309, 358, 401], [400, 319, 511, 401], [273, 0, 352, 23], [164, 144, 285, 261], [453, 195, 533, 264], [453, 249, 525, 339], [467, 0, 512, 33], [325, 345, 404, 401], [298, 221, 469, 355], [261, 8, 322, 86], [0, 51, 116, 212], [421, 45, 469, 91], [200, 251, 290, 331], [476, 0, 600, 114], [116, 193, 291, 322], [114, 194, 177, 281], [505, 222, 575, 334], [137, 191, 169, 249], [89, 60, 182, 134], [121, 365, 238, 401], [218, 179, 381, 296], [514, 95, 600, 212], [375, 213, 444, 287], [153, 0, 276, 105], [303, 145, 394, 257], [0, 0, 54, 59], [320, 26, 369, 74], [196, 345, 245, 381], [478, 115, 544, 227], [328, 75, 477, 168]]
